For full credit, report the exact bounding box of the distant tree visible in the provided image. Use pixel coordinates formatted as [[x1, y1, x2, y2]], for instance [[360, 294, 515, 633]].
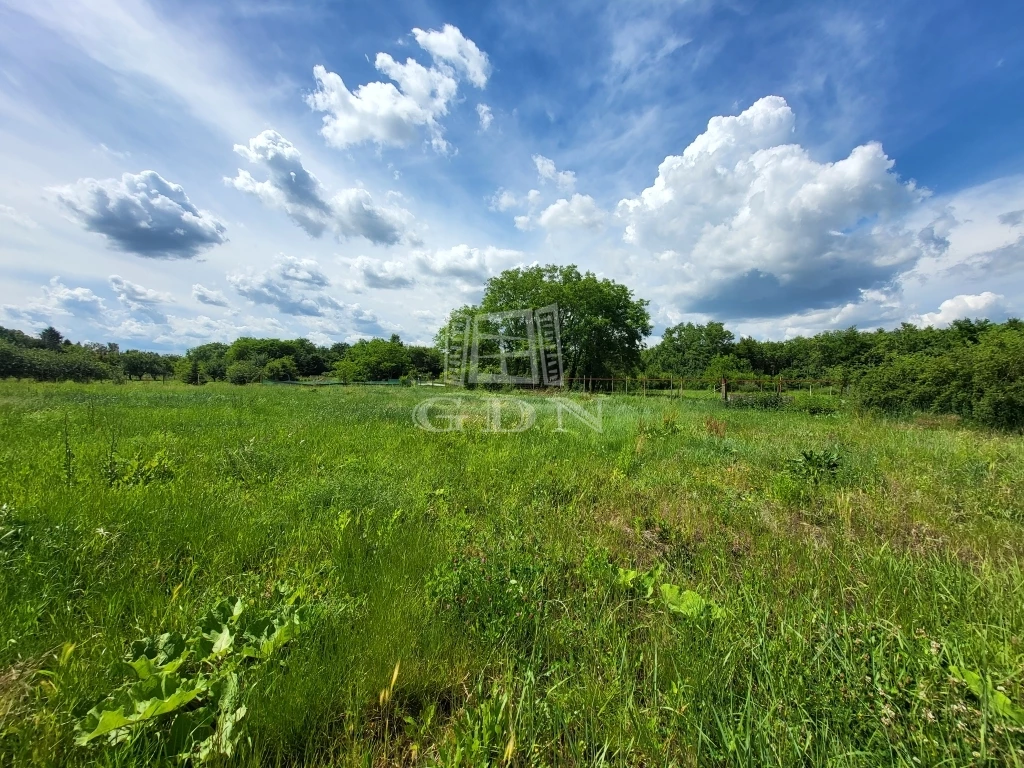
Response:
[[408, 346, 443, 378], [343, 337, 411, 380], [645, 322, 735, 378], [226, 360, 262, 384], [39, 326, 64, 351], [263, 356, 300, 381], [175, 356, 206, 385]]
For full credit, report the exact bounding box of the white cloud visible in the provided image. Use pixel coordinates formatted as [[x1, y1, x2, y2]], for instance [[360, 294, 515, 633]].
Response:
[[2, 277, 107, 327], [412, 24, 491, 88], [307, 24, 488, 153], [476, 103, 493, 131], [228, 255, 341, 316], [109, 275, 171, 305], [532, 154, 576, 191], [414, 244, 525, 287], [911, 292, 1008, 327], [617, 96, 928, 318], [345, 256, 415, 290], [537, 194, 607, 231], [227, 130, 412, 245], [51, 171, 227, 258], [192, 284, 230, 307], [0, 204, 38, 229]]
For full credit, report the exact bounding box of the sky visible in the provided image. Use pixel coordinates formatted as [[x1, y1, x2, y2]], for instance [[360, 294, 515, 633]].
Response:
[[1, 0, 1023, 350]]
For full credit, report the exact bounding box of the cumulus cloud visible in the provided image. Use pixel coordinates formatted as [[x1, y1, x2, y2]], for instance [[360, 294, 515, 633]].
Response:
[[227, 130, 412, 245], [532, 154, 576, 192], [306, 25, 488, 153], [911, 292, 1008, 327], [414, 244, 524, 288], [109, 275, 171, 306], [412, 24, 491, 87], [51, 171, 227, 258], [345, 256, 416, 290], [228, 255, 342, 316], [2, 277, 107, 326], [617, 96, 928, 319], [476, 103, 493, 131], [192, 284, 230, 307], [537, 194, 606, 231]]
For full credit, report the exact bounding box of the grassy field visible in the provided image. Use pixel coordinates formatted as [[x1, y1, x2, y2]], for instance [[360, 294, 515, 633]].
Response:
[[1, 381, 1023, 766]]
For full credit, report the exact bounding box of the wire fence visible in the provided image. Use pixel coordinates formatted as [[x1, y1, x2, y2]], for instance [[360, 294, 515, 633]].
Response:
[[264, 375, 847, 399]]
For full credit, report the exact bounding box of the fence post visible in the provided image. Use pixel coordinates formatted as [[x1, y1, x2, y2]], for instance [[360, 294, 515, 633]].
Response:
[[721, 377, 728, 402]]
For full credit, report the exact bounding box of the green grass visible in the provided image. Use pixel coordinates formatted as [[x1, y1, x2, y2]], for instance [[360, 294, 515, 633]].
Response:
[[1, 380, 1023, 766]]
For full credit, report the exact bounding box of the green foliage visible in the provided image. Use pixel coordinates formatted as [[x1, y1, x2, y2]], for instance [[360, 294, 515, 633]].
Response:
[[477, 264, 652, 380], [856, 324, 1024, 429], [341, 336, 411, 381], [787, 448, 842, 484], [261, 355, 300, 382], [104, 448, 175, 487], [175, 357, 207, 386], [225, 360, 262, 385], [75, 589, 308, 762], [646, 321, 735, 377]]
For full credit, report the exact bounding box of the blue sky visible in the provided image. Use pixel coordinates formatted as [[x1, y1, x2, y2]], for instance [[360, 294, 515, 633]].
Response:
[[1, 0, 1023, 349]]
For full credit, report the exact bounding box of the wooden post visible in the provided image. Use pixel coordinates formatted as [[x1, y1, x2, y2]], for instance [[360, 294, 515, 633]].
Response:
[[721, 377, 728, 402]]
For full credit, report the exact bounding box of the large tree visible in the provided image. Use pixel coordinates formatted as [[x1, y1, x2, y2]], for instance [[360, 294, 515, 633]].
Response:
[[475, 265, 651, 382]]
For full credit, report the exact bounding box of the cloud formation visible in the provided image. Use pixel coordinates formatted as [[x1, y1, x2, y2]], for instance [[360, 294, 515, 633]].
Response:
[[51, 171, 227, 258], [228, 255, 342, 316], [192, 284, 231, 307], [227, 130, 412, 245], [2, 277, 107, 327], [911, 292, 1008, 327], [476, 103, 493, 131], [537, 194, 606, 231], [346, 256, 416, 290], [532, 154, 576, 192], [306, 25, 489, 153], [109, 275, 171, 306], [617, 96, 929, 319], [413, 244, 524, 288]]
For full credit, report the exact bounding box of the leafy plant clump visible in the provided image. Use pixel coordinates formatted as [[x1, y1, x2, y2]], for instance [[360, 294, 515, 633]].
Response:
[[104, 448, 175, 488], [616, 565, 726, 620], [75, 586, 308, 763], [787, 448, 842, 484]]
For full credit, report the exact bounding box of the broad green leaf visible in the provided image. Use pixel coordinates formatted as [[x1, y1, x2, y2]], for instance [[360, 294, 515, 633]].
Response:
[[74, 707, 133, 745], [660, 584, 725, 619], [950, 666, 1024, 724], [167, 706, 215, 756]]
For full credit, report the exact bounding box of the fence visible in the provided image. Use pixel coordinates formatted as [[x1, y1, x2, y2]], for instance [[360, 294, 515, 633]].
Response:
[[263, 375, 845, 399], [439, 375, 845, 399]]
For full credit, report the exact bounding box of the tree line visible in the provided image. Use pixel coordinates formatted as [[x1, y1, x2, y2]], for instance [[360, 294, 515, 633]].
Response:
[[2, 262, 1023, 428], [0, 327, 442, 386]]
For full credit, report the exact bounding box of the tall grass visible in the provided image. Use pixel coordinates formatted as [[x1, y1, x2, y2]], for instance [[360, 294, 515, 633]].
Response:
[[0, 381, 1022, 766]]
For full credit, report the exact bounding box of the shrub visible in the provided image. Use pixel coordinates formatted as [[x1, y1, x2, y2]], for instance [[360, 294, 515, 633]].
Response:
[[226, 361, 262, 385], [262, 356, 300, 382]]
